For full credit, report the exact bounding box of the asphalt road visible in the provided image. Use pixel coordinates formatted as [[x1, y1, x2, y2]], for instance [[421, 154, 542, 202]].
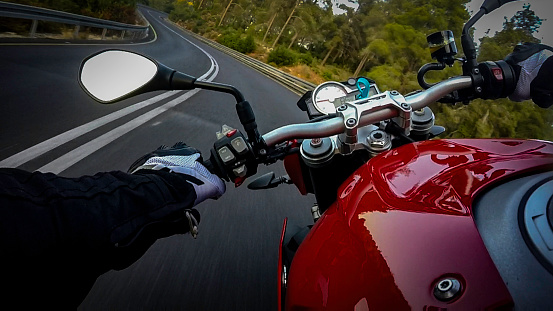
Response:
[[0, 8, 315, 310]]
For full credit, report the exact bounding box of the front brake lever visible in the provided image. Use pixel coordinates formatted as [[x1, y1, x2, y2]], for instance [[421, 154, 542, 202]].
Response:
[[247, 172, 292, 190]]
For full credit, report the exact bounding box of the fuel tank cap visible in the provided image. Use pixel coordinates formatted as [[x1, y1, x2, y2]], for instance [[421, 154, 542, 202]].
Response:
[[521, 179, 553, 272]]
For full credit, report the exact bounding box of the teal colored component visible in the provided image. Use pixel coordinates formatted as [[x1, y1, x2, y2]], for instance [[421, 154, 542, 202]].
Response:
[[356, 78, 371, 99]]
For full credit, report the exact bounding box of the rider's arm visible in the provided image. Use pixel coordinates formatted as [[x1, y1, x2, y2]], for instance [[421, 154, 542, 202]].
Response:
[[0, 142, 225, 308]]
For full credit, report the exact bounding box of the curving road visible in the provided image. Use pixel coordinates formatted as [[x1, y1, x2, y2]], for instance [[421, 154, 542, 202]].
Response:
[[0, 7, 315, 310]]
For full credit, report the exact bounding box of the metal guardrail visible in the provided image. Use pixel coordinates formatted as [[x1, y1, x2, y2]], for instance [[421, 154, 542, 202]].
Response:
[[0, 1, 313, 94], [170, 21, 316, 96], [0, 1, 149, 39]]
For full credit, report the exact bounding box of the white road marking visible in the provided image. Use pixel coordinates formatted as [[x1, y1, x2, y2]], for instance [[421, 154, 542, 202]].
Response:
[[36, 13, 220, 174], [0, 91, 178, 168], [39, 89, 201, 173]]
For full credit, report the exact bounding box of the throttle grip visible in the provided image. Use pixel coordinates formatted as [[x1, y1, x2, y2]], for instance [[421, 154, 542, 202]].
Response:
[[202, 155, 227, 180], [477, 60, 517, 100]]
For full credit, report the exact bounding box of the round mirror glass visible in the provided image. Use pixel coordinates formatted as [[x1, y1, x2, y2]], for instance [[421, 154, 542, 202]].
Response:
[[80, 50, 158, 103]]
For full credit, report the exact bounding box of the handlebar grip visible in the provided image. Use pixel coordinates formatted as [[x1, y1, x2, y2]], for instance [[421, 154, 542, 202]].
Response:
[[477, 60, 517, 100], [201, 155, 227, 181]]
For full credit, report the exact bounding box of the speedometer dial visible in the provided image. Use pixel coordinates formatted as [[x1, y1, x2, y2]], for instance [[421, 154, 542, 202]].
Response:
[[312, 82, 348, 114]]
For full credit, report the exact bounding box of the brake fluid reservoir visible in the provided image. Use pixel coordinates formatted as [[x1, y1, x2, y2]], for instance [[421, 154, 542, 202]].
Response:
[[301, 137, 334, 167]]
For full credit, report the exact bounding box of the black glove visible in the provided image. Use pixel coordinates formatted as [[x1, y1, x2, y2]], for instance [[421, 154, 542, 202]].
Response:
[[129, 142, 226, 207], [505, 42, 553, 108]]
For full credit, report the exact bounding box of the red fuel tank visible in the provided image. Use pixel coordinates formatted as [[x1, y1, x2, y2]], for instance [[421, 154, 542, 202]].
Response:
[[285, 139, 553, 310]]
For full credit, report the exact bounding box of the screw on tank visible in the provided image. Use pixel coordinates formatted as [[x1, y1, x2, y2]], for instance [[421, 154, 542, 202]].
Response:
[[433, 277, 462, 302]]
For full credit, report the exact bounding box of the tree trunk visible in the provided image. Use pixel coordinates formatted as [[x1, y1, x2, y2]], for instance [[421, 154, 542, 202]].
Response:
[[353, 53, 370, 77], [218, 0, 234, 27], [271, 0, 300, 49], [321, 45, 334, 66], [262, 12, 277, 43], [332, 49, 342, 63], [288, 32, 298, 49]]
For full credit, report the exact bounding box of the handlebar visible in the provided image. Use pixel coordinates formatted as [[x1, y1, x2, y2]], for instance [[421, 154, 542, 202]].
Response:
[[262, 76, 473, 147]]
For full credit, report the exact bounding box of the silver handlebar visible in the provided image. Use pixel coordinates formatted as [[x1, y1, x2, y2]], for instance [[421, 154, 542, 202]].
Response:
[[405, 76, 472, 109], [262, 76, 473, 146]]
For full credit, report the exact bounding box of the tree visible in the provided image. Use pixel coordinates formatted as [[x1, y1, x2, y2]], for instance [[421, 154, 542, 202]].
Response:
[[477, 4, 542, 61], [321, 36, 341, 66], [170, 0, 200, 24], [148, 0, 173, 12], [353, 38, 389, 76], [218, 0, 234, 26], [271, 0, 300, 48], [511, 4, 544, 35]]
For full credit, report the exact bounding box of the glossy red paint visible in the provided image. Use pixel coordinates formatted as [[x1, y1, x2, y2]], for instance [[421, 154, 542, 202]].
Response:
[[286, 139, 553, 310], [284, 144, 308, 195]]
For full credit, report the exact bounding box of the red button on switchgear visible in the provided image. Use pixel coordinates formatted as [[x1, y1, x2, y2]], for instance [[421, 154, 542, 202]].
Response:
[[226, 129, 237, 137], [492, 68, 503, 81]]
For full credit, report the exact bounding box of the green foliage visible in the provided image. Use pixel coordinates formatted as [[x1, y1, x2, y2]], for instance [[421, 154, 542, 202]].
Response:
[[170, 1, 199, 22], [321, 70, 332, 80], [477, 20, 539, 61], [268, 46, 297, 66], [383, 23, 429, 72], [297, 52, 313, 65], [432, 99, 553, 140], [216, 29, 256, 54], [477, 3, 542, 61], [147, 0, 173, 12]]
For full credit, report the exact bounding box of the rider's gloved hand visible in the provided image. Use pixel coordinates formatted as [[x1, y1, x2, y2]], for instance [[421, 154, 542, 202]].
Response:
[[505, 42, 553, 108], [129, 142, 226, 206], [109, 142, 226, 267]]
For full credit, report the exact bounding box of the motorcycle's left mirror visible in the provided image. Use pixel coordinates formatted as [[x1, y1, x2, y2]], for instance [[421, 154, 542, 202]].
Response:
[[80, 50, 158, 103]]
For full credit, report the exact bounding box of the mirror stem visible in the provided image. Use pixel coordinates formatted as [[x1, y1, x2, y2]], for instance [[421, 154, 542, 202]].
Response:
[[193, 80, 245, 103], [461, 8, 485, 69], [171, 71, 197, 90], [192, 80, 264, 149]]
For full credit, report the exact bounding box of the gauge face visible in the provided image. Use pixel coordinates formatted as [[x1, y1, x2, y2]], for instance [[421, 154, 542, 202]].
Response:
[[312, 82, 348, 114]]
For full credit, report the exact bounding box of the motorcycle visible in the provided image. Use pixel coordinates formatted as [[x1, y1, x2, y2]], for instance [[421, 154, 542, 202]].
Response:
[[78, 0, 553, 309]]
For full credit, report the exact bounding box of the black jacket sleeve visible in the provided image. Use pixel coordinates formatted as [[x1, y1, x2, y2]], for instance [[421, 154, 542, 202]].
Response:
[[0, 168, 200, 309]]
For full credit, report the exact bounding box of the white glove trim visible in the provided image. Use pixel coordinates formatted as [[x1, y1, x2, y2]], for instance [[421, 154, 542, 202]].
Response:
[[510, 49, 553, 102], [143, 154, 226, 205]]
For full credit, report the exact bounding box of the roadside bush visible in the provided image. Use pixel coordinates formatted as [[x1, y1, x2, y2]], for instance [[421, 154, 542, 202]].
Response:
[[268, 46, 297, 66], [217, 30, 256, 54], [169, 1, 198, 22], [321, 70, 332, 80], [240, 34, 256, 53], [298, 52, 313, 65]]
